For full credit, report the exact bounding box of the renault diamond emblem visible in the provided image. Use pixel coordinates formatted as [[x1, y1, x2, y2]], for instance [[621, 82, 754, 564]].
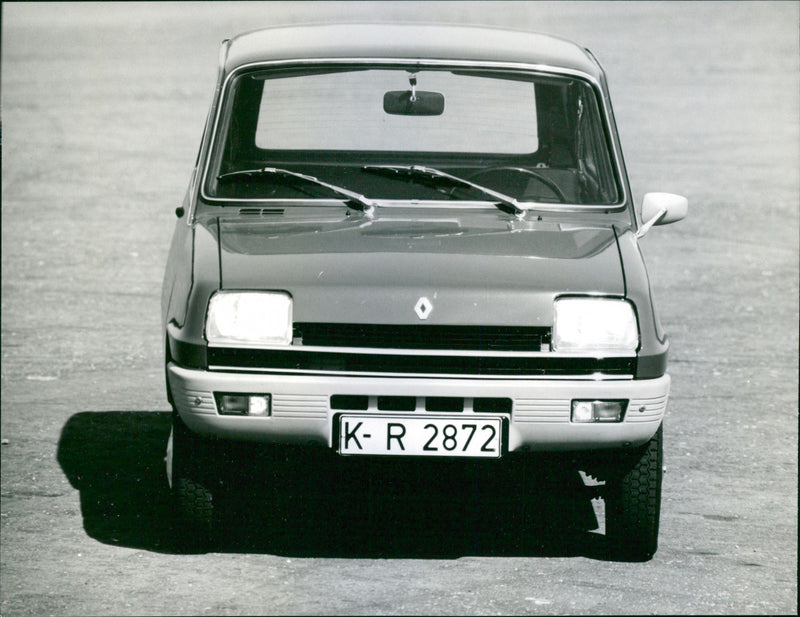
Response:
[[414, 297, 433, 320]]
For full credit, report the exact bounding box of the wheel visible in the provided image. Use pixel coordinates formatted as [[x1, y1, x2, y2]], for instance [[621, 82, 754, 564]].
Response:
[[168, 411, 224, 551], [467, 166, 569, 203], [604, 424, 663, 561]]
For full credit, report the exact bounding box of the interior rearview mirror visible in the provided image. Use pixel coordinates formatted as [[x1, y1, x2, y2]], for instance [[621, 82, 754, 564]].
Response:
[[383, 90, 445, 116]]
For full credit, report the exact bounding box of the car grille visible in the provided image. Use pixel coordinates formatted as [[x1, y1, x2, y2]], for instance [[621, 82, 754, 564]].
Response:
[[293, 323, 551, 352], [205, 323, 635, 378]]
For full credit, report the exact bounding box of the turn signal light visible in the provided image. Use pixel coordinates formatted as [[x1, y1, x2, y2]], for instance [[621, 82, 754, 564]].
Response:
[[571, 400, 627, 423], [215, 393, 271, 416]]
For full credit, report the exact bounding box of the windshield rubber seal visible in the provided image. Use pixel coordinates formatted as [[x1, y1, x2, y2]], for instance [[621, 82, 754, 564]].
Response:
[[195, 58, 630, 218]]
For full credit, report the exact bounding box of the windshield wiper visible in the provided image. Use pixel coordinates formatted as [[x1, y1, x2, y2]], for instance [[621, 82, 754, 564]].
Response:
[[217, 167, 375, 215], [361, 165, 524, 217]]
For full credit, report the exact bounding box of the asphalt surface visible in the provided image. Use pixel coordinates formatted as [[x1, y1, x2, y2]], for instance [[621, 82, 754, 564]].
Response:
[[1, 2, 797, 615]]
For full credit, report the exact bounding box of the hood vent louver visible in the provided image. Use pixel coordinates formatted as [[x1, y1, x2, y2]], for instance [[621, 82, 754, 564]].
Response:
[[238, 208, 285, 216]]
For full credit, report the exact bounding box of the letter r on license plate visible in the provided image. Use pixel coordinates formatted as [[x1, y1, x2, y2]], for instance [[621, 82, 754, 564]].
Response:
[[338, 415, 502, 458]]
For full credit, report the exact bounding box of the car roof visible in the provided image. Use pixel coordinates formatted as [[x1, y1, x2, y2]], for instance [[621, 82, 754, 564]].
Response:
[[222, 23, 603, 79]]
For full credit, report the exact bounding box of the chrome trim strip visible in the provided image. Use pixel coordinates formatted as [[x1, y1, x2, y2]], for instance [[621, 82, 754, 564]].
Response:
[[206, 343, 635, 359], [197, 58, 628, 211], [207, 365, 634, 381], [186, 168, 199, 227]]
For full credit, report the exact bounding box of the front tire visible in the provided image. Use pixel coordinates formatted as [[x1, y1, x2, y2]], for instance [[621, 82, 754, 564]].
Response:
[[170, 411, 224, 551], [604, 424, 663, 561]]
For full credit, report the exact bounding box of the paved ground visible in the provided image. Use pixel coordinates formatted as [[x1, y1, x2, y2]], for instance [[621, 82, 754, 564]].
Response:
[[1, 2, 797, 615]]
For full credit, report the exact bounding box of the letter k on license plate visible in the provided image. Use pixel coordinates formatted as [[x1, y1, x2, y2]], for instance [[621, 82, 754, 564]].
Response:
[[338, 415, 502, 458]]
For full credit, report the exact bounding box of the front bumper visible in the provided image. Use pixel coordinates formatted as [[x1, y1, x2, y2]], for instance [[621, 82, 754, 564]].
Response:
[[167, 363, 669, 453]]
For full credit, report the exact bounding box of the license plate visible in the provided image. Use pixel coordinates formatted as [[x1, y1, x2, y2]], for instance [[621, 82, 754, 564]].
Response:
[[338, 415, 502, 458]]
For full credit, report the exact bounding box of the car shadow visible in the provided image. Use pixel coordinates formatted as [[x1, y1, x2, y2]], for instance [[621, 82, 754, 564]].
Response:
[[57, 411, 610, 559]]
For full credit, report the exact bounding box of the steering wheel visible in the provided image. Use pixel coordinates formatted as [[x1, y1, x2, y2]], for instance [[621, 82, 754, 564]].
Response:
[[467, 166, 569, 203]]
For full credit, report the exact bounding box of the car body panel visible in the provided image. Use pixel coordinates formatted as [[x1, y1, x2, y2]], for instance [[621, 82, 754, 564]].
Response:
[[216, 213, 624, 326], [221, 24, 604, 80], [162, 23, 681, 456], [168, 363, 668, 451]]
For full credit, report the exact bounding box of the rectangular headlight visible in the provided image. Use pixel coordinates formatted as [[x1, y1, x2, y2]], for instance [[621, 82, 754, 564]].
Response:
[[205, 291, 292, 346], [553, 297, 638, 353]]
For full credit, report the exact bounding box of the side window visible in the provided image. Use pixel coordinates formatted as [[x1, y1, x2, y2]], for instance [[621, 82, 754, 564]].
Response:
[[536, 82, 575, 167], [577, 91, 619, 203]]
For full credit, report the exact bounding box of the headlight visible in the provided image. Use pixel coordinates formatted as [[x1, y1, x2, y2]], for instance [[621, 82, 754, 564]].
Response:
[[553, 297, 638, 353], [205, 291, 293, 346]]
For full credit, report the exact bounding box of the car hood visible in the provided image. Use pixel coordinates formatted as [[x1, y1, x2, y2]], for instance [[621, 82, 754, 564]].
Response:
[[212, 214, 624, 326]]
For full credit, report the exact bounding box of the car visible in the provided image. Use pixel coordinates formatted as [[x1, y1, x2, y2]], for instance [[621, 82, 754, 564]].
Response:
[[161, 23, 687, 559]]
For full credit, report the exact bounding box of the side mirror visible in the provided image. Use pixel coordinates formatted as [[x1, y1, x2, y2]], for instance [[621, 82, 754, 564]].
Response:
[[637, 192, 688, 237]]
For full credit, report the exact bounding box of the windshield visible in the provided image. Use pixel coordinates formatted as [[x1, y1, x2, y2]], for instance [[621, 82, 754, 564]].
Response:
[[204, 65, 622, 206]]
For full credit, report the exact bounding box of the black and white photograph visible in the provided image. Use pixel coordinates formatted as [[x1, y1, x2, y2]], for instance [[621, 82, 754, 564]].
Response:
[[1, 1, 797, 614]]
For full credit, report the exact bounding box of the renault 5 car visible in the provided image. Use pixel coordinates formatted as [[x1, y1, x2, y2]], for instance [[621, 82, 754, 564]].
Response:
[[161, 23, 687, 559]]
